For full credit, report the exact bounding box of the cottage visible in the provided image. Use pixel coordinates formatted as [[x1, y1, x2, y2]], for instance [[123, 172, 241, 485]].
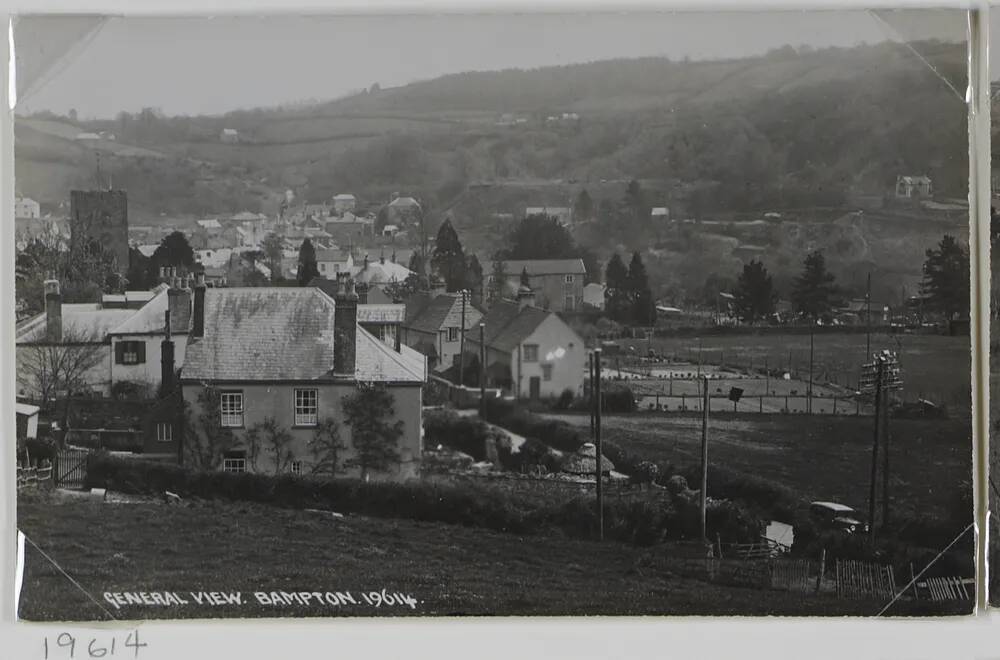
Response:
[[15, 196, 40, 219], [316, 248, 355, 277], [333, 193, 357, 214], [386, 196, 421, 226], [354, 256, 412, 285], [402, 291, 482, 372], [650, 207, 669, 220], [467, 286, 586, 399], [220, 128, 239, 143], [895, 175, 933, 199], [495, 259, 587, 312], [179, 276, 426, 478]]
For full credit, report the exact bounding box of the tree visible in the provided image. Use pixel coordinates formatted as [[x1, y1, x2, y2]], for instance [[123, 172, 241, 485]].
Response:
[[430, 218, 467, 292], [791, 250, 838, 322], [920, 234, 969, 320], [151, 231, 195, 270], [499, 214, 577, 260], [245, 417, 294, 474], [487, 258, 508, 304], [342, 383, 405, 480], [261, 233, 285, 283], [17, 236, 123, 314], [307, 417, 346, 475], [466, 254, 484, 304], [604, 253, 629, 322], [383, 272, 427, 303], [17, 328, 105, 409], [182, 386, 237, 470], [733, 259, 777, 324], [573, 189, 595, 223], [297, 238, 320, 286], [627, 251, 656, 326]]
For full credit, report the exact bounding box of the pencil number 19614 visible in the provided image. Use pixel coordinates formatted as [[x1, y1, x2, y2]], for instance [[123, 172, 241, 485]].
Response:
[[43, 630, 148, 659]]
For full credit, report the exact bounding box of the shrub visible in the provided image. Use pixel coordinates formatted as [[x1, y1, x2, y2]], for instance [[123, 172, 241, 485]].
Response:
[[423, 409, 498, 461], [553, 389, 575, 411], [20, 436, 57, 463], [602, 385, 636, 413]]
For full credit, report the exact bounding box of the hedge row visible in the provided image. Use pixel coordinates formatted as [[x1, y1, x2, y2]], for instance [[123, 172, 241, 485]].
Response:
[[85, 454, 762, 546]]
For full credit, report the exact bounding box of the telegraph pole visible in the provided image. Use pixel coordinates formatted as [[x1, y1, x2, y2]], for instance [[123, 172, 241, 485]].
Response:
[[808, 321, 815, 414], [589, 352, 595, 436], [479, 322, 486, 418], [866, 355, 884, 543], [700, 374, 710, 543], [458, 290, 467, 388], [594, 348, 604, 541], [865, 272, 872, 359]]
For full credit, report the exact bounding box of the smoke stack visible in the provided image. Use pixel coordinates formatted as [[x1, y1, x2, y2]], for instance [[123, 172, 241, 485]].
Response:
[[160, 310, 175, 396], [192, 272, 206, 338], [44, 279, 62, 342], [168, 275, 192, 334], [333, 273, 358, 376]]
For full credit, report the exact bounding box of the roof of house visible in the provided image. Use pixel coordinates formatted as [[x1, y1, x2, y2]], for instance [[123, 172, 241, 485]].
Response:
[[182, 288, 424, 383], [404, 293, 482, 335], [354, 260, 412, 285], [651, 207, 669, 216], [108, 288, 175, 335], [898, 175, 932, 184], [388, 196, 420, 208], [222, 128, 238, 135], [16, 402, 40, 417], [476, 300, 553, 352], [358, 304, 406, 325], [17, 304, 138, 343], [316, 249, 353, 263], [231, 211, 265, 221], [197, 219, 222, 230], [333, 193, 356, 201], [502, 259, 587, 276], [525, 206, 571, 215]]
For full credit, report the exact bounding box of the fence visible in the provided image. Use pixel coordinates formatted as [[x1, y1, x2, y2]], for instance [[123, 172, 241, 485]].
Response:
[[835, 559, 896, 600], [703, 558, 819, 593], [16, 461, 53, 490], [54, 448, 90, 488], [633, 394, 863, 416], [918, 577, 974, 602]]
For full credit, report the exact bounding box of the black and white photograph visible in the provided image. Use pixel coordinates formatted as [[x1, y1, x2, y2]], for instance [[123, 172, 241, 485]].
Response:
[[11, 9, 976, 620]]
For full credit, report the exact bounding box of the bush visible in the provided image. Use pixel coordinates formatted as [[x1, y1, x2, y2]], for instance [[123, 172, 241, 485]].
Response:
[[423, 409, 498, 461], [20, 436, 57, 463], [553, 389, 575, 411], [485, 404, 584, 454], [602, 385, 636, 413]]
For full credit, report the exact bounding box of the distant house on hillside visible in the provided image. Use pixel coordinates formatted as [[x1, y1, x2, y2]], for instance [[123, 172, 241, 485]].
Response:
[[495, 258, 586, 312], [895, 175, 932, 199], [220, 128, 239, 143], [15, 196, 40, 219], [387, 195, 421, 226], [333, 193, 357, 214], [316, 248, 355, 277], [650, 207, 669, 221]]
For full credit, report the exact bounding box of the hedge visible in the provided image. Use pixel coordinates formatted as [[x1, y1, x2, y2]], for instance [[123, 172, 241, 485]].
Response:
[[85, 454, 762, 546]]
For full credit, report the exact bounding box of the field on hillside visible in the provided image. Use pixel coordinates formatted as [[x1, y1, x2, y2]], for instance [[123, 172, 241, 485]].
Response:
[[617, 332, 971, 408], [17, 494, 964, 620], [545, 413, 970, 525]]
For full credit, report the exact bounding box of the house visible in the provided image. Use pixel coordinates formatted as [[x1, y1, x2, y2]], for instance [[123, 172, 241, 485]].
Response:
[[495, 259, 587, 312], [324, 214, 376, 243], [583, 282, 606, 310], [835, 299, 891, 326], [353, 256, 412, 286], [179, 276, 427, 479], [15, 196, 40, 219], [467, 286, 586, 399], [15, 216, 70, 250], [16, 402, 40, 441], [304, 203, 332, 220], [525, 206, 572, 226], [195, 247, 234, 269], [651, 207, 669, 220], [333, 193, 357, 214], [896, 175, 933, 199], [402, 291, 483, 372], [382, 224, 400, 237], [316, 248, 355, 277], [196, 218, 223, 233], [220, 128, 239, 143], [357, 304, 406, 350], [386, 196, 421, 226]]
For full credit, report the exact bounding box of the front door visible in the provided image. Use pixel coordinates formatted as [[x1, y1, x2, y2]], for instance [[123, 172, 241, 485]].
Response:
[[529, 377, 541, 400]]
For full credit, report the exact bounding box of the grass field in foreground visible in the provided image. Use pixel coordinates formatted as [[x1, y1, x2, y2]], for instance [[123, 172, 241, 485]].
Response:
[[16, 495, 967, 620], [544, 413, 971, 523]]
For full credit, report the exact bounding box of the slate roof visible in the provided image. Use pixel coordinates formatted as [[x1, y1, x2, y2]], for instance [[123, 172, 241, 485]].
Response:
[[502, 259, 586, 276], [108, 288, 183, 335], [358, 304, 406, 325], [316, 249, 353, 263], [404, 293, 482, 335], [16, 304, 138, 343], [182, 287, 423, 383], [388, 196, 420, 208], [354, 260, 412, 284], [475, 300, 551, 352]]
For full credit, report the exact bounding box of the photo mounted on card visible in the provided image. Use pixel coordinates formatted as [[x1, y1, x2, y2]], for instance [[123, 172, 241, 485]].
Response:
[[11, 9, 974, 620]]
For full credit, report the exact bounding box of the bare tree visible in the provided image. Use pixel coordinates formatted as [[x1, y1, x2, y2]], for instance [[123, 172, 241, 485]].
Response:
[[17, 328, 105, 409], [307, 417, 346, 475], [246, 417, 294, 474], [181, 385, 238, 470]]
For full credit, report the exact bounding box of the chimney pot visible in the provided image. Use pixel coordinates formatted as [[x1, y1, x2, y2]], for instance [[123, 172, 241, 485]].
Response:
[[192, 275, 206, 338], [44, 279, 62, 342], [333, 274, 359, 375]]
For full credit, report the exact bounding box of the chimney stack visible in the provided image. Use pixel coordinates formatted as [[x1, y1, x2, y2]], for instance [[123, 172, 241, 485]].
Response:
[[192, 271, 206, 338], [333, 272, 358, 376], [168, 274, 192, 334], [160, 309, 175, 396], [44, 279, 62, 342], [516, 284, 536, 311]]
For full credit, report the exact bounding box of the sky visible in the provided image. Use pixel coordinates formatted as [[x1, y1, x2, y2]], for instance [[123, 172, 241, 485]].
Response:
[[14, 9, 967, 119]]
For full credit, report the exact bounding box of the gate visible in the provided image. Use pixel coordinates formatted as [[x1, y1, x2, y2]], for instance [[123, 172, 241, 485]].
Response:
[[54, 448, 89, 488]]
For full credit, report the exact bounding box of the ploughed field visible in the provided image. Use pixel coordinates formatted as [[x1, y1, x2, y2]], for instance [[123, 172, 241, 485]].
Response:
[[16, 494, 964, 620], [544, 413, 970, 523]]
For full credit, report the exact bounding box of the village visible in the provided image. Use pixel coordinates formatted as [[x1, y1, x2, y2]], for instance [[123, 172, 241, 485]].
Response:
[[12, 174, 975, 618]]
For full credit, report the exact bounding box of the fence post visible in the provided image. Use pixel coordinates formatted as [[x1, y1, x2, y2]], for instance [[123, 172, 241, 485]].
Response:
[[910, 563, 918, 600], [833, 397, 837, 415], [759, 396, 763, 413], [716, 533, 723, 559], [816, 549, 826, 594]]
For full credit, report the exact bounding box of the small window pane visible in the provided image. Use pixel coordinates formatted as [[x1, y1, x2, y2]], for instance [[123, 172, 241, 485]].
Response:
[[294, 389, 318, 426], [221, 392, 244, 427]]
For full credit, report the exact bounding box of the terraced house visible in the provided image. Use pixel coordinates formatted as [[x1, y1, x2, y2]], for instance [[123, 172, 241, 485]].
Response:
[[179, 276, 427, 479]]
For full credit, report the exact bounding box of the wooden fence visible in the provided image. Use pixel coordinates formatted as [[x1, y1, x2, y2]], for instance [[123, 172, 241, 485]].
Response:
[[16, 461, 52, 489], [918, 577, 974, 602], [703, 558, 819, 593], [54, 448, 90, 488], [835, 559, 896, 600]]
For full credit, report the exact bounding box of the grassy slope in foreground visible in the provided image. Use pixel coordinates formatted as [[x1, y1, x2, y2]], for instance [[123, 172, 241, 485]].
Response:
[[17, 495, 967, 620]]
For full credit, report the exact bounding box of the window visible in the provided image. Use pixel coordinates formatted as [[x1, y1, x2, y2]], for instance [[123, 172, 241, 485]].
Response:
[[379, 324, 397, 348], [115, 340, 146, 365], [447, 327, 459, 342], [564, 295, 576, 311], [523, 344, 539, 362], [294, 389, 318, 426], [290, 461, 302, 475], [541, 364, 553, 381], [223, 454, 247, 473], [564, 274, 575, 283], [320, 263, 326, 272], [220, 391, 244, 427], [156, 422, 172, 443]]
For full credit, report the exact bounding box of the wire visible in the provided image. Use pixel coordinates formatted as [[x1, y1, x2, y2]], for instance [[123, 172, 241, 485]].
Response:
[[875, 521, 974, 616], [21, 533, 118, 621]]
